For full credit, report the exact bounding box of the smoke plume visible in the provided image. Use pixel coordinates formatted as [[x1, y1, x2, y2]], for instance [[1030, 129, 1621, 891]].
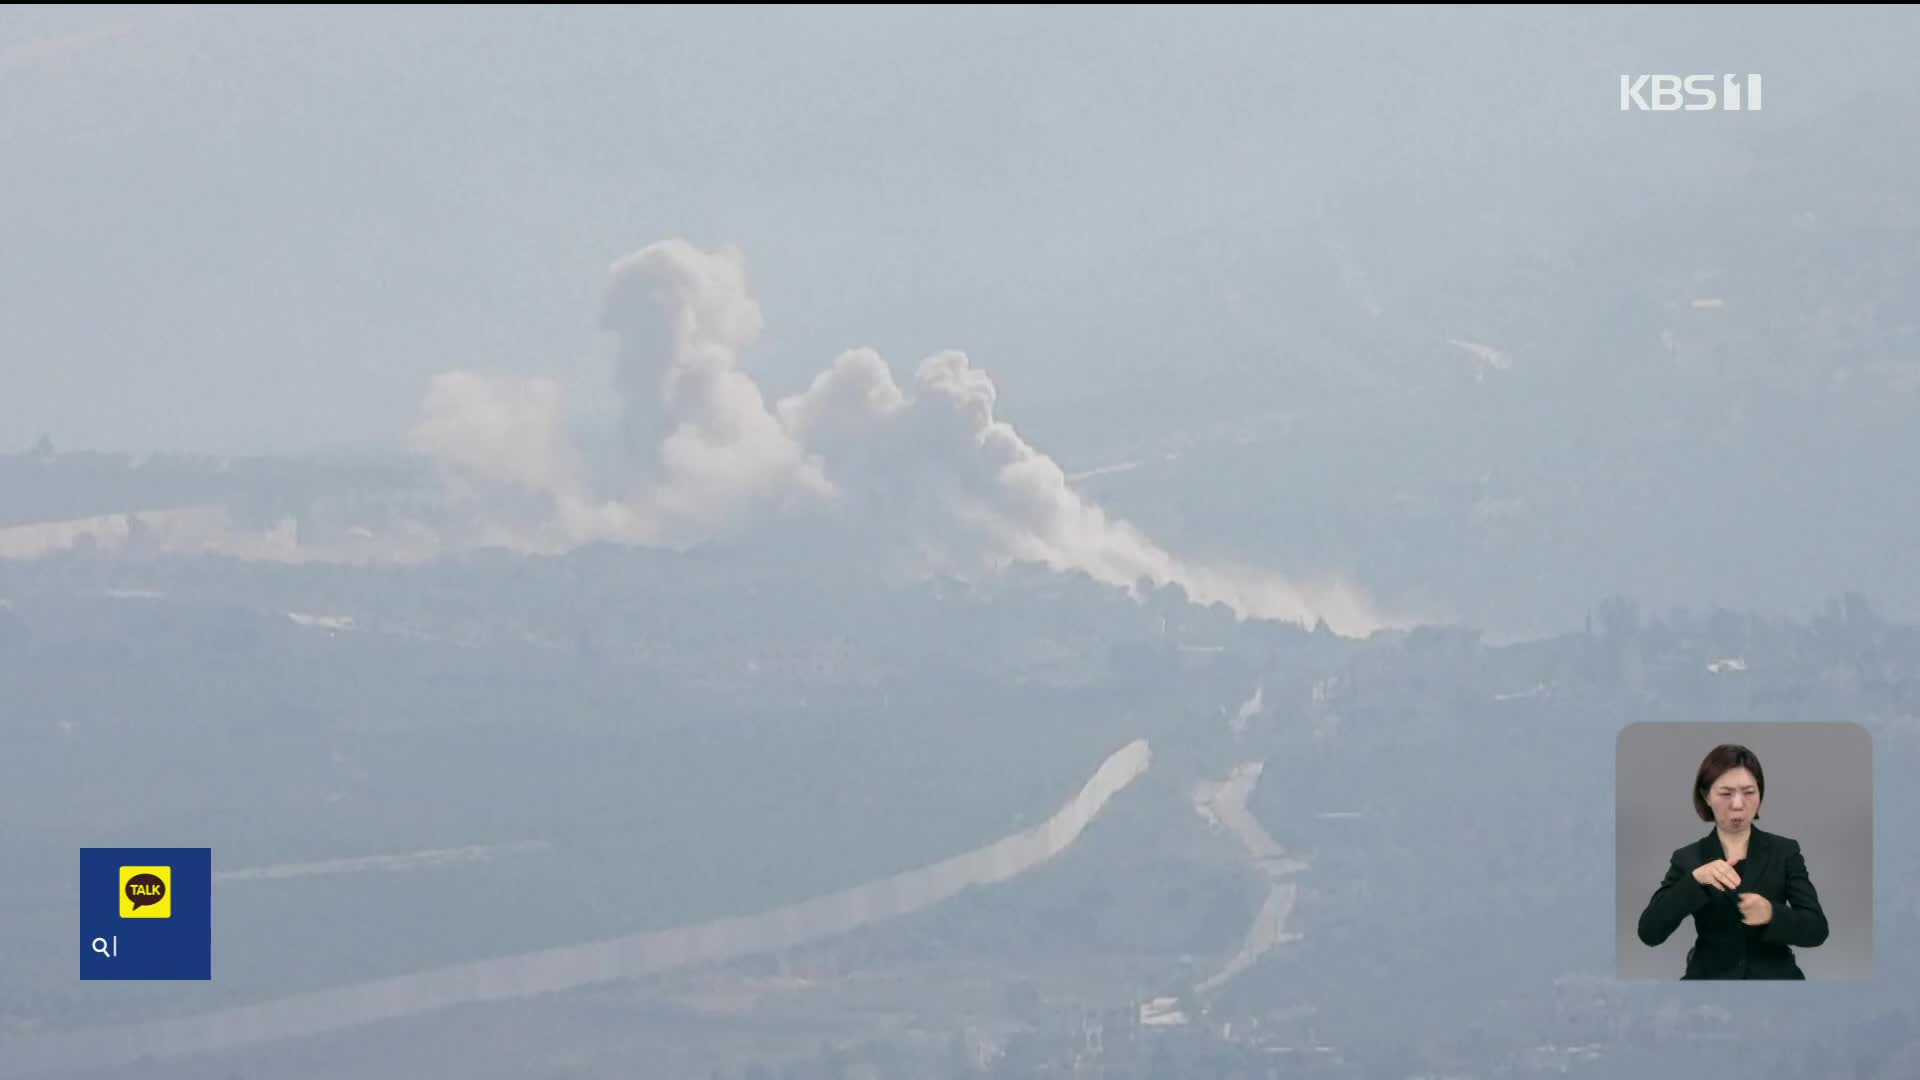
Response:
[[410, 238, 1405, 636]]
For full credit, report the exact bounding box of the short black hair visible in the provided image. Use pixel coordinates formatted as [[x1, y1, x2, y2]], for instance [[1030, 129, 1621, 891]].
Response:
[[1694, 744, 1765, 822]]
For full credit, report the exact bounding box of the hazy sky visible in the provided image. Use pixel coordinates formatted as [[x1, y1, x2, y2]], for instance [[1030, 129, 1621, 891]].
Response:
[[3, 5, 1915, 455]]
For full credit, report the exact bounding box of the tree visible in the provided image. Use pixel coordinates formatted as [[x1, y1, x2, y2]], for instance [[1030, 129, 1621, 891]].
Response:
[[1147, 1040, 1178, 1080], [1107, 639, 1172, 686], [1005, 979, 1042, 1023], [992, 1030, 1045, 1079], [946, 1031, 977, 1079], [1621, 640, 1648, 697], [1597, 595, 1641, 639], [1872, 1040, 1920, 1080], [862, 1039, 905, 1080], [0, 607, 29, 649], [816, 1039, 851, 1080], [1797, 1038, 1834, 1078], [1842, 591, 1880, 629]]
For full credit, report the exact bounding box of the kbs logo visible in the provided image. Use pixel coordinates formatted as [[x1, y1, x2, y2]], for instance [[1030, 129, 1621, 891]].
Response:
[[1620, 74, 1762, 112]]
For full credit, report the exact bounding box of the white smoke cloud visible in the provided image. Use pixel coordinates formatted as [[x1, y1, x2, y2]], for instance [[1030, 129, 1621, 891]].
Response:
[[410, 372, 580, 500], [411, 238, 1407, 636], [406, 372, 654, 550], [599, 238, 832, 541]]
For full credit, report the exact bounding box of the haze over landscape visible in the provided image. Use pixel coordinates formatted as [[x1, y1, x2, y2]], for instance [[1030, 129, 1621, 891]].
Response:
[[5, 6, 1920, 1079]]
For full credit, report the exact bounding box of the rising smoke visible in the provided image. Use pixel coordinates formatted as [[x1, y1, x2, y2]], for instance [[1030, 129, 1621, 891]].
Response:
[[409, 238, 1405, 636]]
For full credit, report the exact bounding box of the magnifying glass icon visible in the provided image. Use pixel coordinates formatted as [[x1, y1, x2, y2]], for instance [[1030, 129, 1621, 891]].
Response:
[[91, 936, 115, 958]]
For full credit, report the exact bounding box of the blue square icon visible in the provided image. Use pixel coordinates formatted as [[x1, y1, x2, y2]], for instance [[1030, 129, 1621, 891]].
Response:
[[80, 848, 212, 980]]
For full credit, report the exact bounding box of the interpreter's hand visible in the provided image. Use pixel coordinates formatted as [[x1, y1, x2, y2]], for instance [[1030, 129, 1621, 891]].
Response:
[[1692, 859, 1742, 892], [1738, 893, 1774, 926]]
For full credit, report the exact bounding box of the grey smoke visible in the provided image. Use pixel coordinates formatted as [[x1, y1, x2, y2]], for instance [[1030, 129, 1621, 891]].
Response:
[[412, 238, 1407, 635]]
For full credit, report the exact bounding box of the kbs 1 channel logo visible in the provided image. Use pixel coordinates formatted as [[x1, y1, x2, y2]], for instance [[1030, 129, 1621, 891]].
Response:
[[1620, 73, 1763, 112], [80, 848, 212, 981]]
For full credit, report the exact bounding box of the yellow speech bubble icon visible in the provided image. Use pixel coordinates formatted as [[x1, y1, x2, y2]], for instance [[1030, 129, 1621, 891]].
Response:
[[120, 865, 172, 918]]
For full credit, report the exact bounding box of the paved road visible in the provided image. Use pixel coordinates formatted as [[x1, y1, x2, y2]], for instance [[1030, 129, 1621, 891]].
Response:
[[4, 739, 1152, 1076]]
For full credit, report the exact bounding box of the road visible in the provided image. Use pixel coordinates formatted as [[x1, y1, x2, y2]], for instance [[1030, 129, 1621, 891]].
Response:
[[1192, 761, 1308, 996], [3, 740, 1152, 1076]]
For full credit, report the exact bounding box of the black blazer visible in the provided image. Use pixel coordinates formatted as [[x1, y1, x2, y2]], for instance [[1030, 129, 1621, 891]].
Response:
[[1636, 826, 1829, 979]]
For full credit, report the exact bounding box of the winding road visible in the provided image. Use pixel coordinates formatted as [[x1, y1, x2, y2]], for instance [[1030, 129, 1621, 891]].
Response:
[[1192, 761, 1308, 996]]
